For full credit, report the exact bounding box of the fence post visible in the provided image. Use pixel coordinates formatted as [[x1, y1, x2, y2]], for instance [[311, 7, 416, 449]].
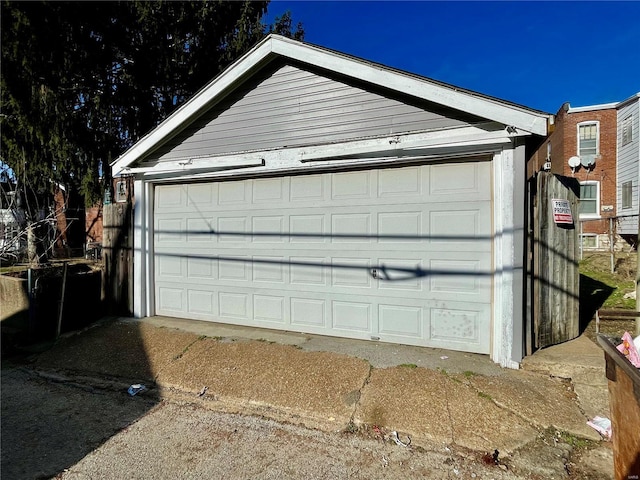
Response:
[[610, 217, 615, 273]]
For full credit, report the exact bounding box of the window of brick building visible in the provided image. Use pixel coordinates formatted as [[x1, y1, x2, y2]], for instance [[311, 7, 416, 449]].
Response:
[[622, 181, 633, 209], [579, 181, 599, 217], [622, 115, 633, 146], [577, 122, 599, 163], [580, 234, 598, 250]]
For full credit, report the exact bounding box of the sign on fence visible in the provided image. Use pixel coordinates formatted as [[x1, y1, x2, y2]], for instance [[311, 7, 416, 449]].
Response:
[[552, 199, 574, 225]]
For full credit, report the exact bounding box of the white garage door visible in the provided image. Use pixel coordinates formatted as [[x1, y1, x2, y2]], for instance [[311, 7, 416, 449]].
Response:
[[153, 162, 493, 353]]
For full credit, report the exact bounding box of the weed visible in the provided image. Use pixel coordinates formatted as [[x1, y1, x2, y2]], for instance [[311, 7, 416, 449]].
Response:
[[557, 431, 594, 449], [462, 370, 476, 378], [343, 422, 359, 434], [399, 363, 417, 369], [477, 391, 492, 401]]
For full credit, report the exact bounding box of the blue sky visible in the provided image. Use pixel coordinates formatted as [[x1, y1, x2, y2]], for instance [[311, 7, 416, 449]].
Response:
[[265, 1, 640, 113]]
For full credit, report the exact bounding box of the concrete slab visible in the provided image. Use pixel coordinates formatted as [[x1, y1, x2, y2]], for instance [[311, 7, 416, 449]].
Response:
[[521, 335, 605, 379], [140, 316, 506, 375], [35, 320, 200, 382], [574, 383, 611, 419], [464, 370, 601, 441], [28, 317, 612, 459], [157, 337, 371, 431], [354, 366, 537, 454], [137, 316, 309, 346]]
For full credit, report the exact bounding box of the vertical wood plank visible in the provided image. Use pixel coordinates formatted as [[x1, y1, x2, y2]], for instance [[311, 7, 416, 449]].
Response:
[[534, 173, 580, 348], [102, 199, 133, 316]]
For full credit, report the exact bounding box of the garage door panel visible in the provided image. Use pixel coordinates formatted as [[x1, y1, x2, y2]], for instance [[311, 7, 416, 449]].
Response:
[[252, 256, 286, 283], [156, 218, 184, 243], [290, 175, 326, 202], [331, 170, 373, 200], [378, 211, 421, 243], [290, 256, 327, 286], [253, 295, 286, 324], [217, 217, 248, 242], [154, 161, 492, 354], [157, 255, 183, 277], [218, 291, 250, 319], [332, 301, 371, 332], [186, 257, 215, 279], [252, 216, 285, 243], [253, 177, 286, 203], [290, 214, 326, 243], [218, 181, 249, 205], [187, 289, 215, 315], [427, 303, 491, 353], [186, 183, 214, 206], [331, 213, 372, 243], [291, 297, 327, 327], [378, 166, 423, 197], [158, 286, 185, 313], [219, 256, 250, 281], [429, 162, 491, 200], [378, 304, 423, 338], [156, 185, 185, 207], [330, 257, 372, 288]]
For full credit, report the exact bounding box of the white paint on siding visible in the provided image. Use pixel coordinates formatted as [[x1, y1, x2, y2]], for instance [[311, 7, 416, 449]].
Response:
[[617, 97, 639, 234]]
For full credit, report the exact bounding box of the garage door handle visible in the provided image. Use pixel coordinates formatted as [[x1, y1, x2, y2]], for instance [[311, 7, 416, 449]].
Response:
[[371, 269, 379, 279]]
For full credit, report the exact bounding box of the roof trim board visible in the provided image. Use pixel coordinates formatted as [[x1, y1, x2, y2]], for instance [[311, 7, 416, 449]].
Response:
[[111, 34, 550, 176]]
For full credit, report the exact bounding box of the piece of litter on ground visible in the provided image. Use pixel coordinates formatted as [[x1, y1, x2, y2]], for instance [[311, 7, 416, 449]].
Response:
[[617, 332, 640, 368], [127, 384, 146, 396], [390, 430, 411, 447], [587, 416, 612, 439], [198, 386, 208, 397], [382, 455, 389, 467], [440, 356, 448, 360]]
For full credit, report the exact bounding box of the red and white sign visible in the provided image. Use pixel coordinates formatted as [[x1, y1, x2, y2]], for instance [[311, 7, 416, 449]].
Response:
[[552, 199, 574, 225]]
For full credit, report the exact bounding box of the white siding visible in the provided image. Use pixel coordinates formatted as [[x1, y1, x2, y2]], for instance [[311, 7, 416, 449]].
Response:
[[142, 62, 481, 167], [617, 98, 640, 235]]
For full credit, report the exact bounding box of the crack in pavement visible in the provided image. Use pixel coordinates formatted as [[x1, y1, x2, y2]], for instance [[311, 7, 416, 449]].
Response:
[[348, 363, 373, 428], [441, 372, 456, 446]]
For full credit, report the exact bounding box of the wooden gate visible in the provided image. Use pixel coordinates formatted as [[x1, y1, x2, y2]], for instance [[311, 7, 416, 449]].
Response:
[[527, 172, 580, 352]]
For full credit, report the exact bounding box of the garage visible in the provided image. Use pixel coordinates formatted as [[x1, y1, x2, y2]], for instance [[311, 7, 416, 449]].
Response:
[[154, 161, 492, 353], [111, 34, 551, 366]]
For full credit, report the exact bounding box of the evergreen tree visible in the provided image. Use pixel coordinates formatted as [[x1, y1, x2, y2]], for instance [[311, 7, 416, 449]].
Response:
[[0, 1, 303, 263]]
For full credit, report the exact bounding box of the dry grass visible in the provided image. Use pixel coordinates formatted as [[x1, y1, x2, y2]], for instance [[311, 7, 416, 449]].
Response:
[[579, 252, 638, 343]]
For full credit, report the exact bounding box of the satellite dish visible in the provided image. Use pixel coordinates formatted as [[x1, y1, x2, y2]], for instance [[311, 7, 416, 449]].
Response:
[[568, 156, 580, 168], [580, 155, 595, 167]]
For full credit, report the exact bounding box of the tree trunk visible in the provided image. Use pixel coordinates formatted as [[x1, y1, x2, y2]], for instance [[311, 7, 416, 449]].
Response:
[[27, 223, 39, 265]]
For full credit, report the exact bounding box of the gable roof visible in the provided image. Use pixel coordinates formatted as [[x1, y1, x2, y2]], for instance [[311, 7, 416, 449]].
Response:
[[111, 34, 551, 176]]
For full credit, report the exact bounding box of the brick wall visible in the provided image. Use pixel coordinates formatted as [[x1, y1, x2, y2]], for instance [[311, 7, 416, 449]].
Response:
[[561, 108, 617, 235], [528, 104, 618, 242]]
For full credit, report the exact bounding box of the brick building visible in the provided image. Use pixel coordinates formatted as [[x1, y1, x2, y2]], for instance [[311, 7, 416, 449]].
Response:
[[529, 101, 619, 250]]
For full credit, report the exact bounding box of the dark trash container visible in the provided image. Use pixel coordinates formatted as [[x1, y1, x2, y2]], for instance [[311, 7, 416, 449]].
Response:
[[597, 334, 640, 480]]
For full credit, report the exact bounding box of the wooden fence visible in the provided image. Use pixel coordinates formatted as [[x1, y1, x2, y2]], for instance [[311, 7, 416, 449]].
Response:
[[102, 201, 133, 315], [527, 172, 580, 352]]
